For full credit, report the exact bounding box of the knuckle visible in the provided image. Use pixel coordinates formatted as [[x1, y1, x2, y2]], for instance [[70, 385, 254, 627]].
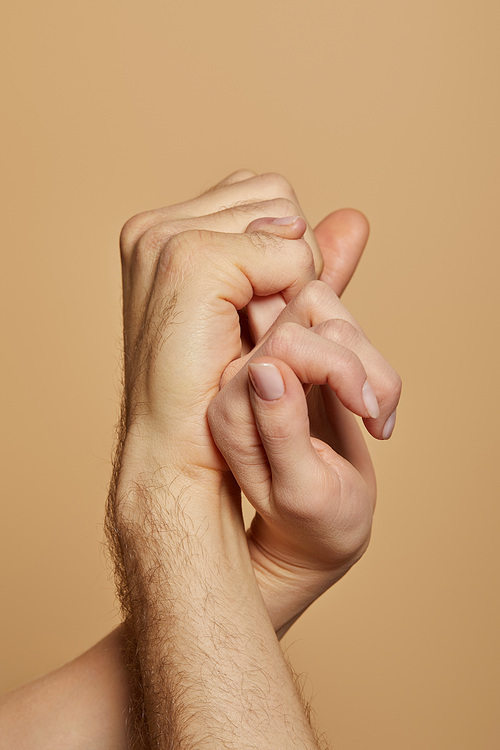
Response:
[[321, 318, 359, 348], [158, 228, 214, 273], [134, 222, 176, 265], [120, 211, 154, 260], [298, 279, 333, 309], [334, 345, 364, 378], [260, 172, 296, 200], [266, 322, 303, 358], [229, 168, 257, 181]]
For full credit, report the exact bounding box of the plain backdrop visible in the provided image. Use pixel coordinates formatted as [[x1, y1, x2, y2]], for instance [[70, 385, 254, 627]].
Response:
[[1, 1, 499, 748]]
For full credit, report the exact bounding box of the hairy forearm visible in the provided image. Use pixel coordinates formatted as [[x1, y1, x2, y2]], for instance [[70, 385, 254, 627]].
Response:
[[109, 463, 323, 750]]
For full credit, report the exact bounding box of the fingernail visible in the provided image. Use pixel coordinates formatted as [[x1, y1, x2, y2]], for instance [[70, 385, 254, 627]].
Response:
[[362, 380, 380, 419], [382, 409, 397, 439], [248, 363, 285, 400], [272, 216, 301, 225]]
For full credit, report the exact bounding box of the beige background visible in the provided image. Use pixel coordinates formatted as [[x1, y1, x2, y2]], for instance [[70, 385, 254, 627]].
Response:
[[1, 1, 499, 747]]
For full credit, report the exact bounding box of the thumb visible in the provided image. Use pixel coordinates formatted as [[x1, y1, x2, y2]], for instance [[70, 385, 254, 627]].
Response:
[[314, 209, 370, 296]]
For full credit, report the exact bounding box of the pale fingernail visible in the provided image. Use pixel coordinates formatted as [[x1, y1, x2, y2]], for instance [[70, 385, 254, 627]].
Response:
[[248, 363, 285, 400], [272, 216, 301, 225], [382, 409, 397, 439], [362, 380, 380, 419]]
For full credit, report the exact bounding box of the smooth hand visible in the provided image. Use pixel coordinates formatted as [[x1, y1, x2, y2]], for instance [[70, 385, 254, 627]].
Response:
[[209, 275, 401, 634], [207, 193, 401, 636]]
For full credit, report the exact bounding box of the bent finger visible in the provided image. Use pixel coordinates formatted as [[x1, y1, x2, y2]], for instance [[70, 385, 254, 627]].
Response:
[[246, 359, 373, 565], [245, 215, 307, 343], [258, 282, 401, 438], [257, 323, 377, 421]]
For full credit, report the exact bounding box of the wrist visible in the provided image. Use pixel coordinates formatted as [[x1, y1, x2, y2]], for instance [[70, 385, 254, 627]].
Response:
[[112, 434, 246, 556], [122, 409, 228, 470], [118, 423, 224, 489]]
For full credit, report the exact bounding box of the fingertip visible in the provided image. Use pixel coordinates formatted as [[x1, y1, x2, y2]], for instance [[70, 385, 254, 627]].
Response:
[[363, 408, 397, 441], [314, 208, 370, 295], [314, 209, 370, 246], [361, 380, 380, 420], [382, 409, 397, 440]]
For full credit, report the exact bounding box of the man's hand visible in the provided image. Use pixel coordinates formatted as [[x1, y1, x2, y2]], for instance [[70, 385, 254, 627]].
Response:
[[117, 184, 314, 481]]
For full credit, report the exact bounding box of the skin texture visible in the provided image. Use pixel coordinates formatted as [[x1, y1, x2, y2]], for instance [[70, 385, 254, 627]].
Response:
[[115, 171, 400, 637], [108, 171, 401, 748], [0, 171, 401, 749], [0, 628, 129, 750]]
